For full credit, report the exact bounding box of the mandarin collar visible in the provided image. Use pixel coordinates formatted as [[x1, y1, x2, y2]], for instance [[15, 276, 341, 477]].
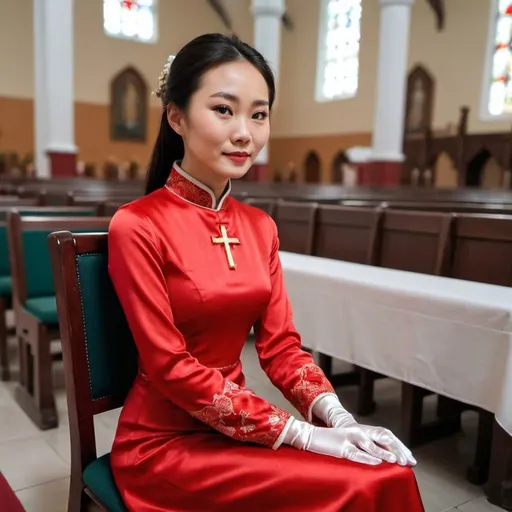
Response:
[[165, 162, 231, 211]]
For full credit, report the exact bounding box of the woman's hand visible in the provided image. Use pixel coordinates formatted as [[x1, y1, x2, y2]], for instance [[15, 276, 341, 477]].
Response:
[[284, 418, 416, 466], [308, 393, 416, 466]]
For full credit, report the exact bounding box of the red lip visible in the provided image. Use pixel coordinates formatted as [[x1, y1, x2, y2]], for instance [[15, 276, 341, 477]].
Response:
[[224, 152, 250, 157]]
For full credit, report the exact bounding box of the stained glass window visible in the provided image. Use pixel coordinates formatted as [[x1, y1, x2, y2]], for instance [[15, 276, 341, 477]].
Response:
[[316, 0, 362, 102], [488, 0, 512, 116], [103, 0, 157, 43]]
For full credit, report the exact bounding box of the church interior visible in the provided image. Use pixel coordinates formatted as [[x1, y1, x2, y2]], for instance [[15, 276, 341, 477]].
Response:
[[1, 0, 512, 510]]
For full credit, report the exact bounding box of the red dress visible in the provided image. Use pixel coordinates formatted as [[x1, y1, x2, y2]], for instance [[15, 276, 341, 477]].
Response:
[[108, 163, 424, 512]]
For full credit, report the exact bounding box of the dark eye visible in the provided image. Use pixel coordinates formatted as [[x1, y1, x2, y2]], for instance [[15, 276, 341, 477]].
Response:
[[215, 105, 232, 115], [253, 111, 269, 121]]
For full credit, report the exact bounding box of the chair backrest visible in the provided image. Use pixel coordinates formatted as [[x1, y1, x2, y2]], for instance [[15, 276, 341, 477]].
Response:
[[449, 213, 512, 286], [313, 205, 383, 264], [7, 214, 111, 307], [48, 232, 138, 478], [244, 198, 276, 218], [274, 201, 318, 255], [375, 210, 453, 276], [0, 207, 95, 280]]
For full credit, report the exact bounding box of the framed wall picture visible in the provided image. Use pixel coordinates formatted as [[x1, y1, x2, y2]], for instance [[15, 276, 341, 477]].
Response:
[[110, 66, 148, 142]]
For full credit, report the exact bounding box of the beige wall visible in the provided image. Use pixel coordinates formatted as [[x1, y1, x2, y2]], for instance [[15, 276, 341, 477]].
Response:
[[0, 0, 252, 166], [271, 0, 380, 137], [272, 0, 507, 138], [0, 0, 508, 175], [0, 0, 252, 104]]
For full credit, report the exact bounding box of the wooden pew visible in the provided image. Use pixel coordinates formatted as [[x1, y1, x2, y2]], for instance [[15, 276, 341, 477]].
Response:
[[314, 205, 382, 264], [244, 198, 276, 218], [71, 196, 138, 216], [450, 213, 512, 285], [7, 214, 111, 429], [0, 203, 73, 381], [49, 231, 134, 512], [274, 201, 318, 255], [312, 205, 384, 408], [448, 213, 512, 486], [369, 211, 465, 450], [11, 178, 143, 208]]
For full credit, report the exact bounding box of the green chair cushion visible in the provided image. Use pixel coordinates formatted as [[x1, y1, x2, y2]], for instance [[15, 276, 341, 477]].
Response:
[[83, 454, 127, 512], [0, 276, 11, 296], [24, 296, 58, 325]]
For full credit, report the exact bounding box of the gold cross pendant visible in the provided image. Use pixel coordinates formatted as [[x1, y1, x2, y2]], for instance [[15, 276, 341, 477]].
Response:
[[211, 225, 240, 269]]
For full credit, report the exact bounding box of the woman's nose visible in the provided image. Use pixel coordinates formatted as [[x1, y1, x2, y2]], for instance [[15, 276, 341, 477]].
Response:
[[231, 118, 251, 145]]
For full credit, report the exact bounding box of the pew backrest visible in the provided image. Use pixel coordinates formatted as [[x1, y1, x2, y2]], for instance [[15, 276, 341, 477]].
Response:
[[376, 210, 453, 276], [314, 205, 383, 264], [274, 201, 318, 255], [450, 213, 512, 286], [244, 198, 276, 218]]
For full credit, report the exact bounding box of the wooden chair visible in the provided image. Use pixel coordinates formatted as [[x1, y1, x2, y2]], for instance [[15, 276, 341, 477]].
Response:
[[0, 206, 94, 381], [274, 201, 318, 255], [314, 205, 383, 264], [7, 214, 110, 429], [448, 213, 512, 485], [49, 231, 136, 512], [450, 213, 512, 285], [244, 198, 277, 218], [312, 205, 384, 410], [376, 209, 453, 274], [372, 211, 461, 450]]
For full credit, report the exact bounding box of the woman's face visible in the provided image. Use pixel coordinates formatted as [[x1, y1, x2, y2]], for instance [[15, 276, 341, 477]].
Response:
[[168, 60, 271, 195]]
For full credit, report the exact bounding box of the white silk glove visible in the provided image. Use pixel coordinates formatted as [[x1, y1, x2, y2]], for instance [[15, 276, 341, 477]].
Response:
[[309, 394, 417, 467], [283, 417, 398, 465]]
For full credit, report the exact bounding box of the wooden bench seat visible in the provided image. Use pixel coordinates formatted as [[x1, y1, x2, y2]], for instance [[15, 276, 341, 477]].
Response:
[[7, 213, 111, 429]]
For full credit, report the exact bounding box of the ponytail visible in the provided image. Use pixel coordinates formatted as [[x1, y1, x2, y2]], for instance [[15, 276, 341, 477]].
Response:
[[144, 111, 184, 195]]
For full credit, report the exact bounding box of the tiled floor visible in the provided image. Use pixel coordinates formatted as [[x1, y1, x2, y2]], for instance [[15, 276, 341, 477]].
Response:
[[0, 335, 505, 512]]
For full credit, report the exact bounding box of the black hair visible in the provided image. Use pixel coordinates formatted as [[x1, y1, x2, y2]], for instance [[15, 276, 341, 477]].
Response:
[[145, 33, 276, 195]]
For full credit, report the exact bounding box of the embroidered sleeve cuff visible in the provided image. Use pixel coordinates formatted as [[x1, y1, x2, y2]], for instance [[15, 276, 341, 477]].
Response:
[[190, 380, 292, 449], [272, 415, 295, 450], [289, 363, 336, 421]]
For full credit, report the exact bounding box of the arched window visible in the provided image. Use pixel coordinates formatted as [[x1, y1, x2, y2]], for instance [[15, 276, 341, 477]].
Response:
[[103, 0, 157, 43], [482, 0, 512, 118], [315, 0, 362, 102]]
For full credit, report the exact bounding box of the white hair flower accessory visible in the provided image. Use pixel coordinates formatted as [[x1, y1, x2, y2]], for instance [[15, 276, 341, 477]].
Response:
[[154, 55, 175, 103]]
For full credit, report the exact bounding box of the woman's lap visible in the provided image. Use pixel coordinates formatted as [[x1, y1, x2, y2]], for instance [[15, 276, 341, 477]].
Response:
[[112, 432, 424, 512]]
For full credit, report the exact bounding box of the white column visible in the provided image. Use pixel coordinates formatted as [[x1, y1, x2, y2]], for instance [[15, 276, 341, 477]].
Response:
[[34, 0, 76, 178], [371, 0, 414, 163], [251, 0, 285, 169]]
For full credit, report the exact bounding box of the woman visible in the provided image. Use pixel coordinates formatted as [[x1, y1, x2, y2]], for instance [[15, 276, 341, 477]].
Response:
[[108, 33, 425, 512]]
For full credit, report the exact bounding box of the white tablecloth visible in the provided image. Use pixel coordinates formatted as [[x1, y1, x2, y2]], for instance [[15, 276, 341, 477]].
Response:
[[279, 251, 512, 436]]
